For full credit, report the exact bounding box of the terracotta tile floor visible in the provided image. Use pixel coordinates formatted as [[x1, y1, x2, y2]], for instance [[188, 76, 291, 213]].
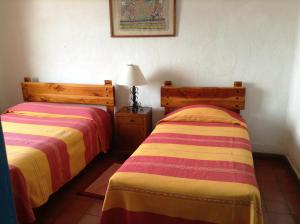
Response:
[[34, 154, 300, 224], [254, 156, 300, 224]]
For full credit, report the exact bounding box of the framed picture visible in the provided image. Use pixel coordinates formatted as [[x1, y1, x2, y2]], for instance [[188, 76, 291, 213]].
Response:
[[109, 0, 176, 37]]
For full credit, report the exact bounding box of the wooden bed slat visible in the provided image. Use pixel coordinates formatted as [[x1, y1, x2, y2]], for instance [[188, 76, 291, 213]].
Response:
[[21, 78, 115, 116], [22, 93, 114, 106], [161, 81, 245, 114], [161, 87, 245, 98], [22, 84, 114, 101], [22, 80, 114, 106]]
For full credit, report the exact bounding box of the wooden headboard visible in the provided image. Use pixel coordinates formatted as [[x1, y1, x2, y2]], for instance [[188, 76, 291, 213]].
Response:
[[161, 81, 245, 114], [21, 77, 115, 117]]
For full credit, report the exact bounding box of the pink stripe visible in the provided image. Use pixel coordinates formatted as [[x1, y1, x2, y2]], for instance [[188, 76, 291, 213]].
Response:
[[8, 102, 103, 118], [159, 121, 247, 129], [118, 156, 257, 187], [145, 133, 251, 151], [2, 113, 95, 128], [5, 132, 71, 192], [127, 156, 254, 173], [145, 137, 250, 150], [9, 165, 36, 223], [2, 114, 100, 162], [164, 105, 245, 123], [151, 133, 250, 144]]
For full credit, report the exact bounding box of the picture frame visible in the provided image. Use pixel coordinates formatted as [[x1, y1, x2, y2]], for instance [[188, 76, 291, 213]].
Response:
[[109, 0, 176, 37]]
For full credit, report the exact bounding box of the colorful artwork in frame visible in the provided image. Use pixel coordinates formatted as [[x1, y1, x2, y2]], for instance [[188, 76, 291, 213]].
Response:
[[109, 0, 176, 37]]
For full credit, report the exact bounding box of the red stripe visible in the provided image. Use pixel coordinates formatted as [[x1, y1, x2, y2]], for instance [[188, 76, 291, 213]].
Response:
[[2, 113, 92, 126], [9, 165, 36, 223], [150, 133, 250, 144], [118, 156, 257, 187], [101, 208, 214, 224], [8, 102, 105, 119], [145, 133, 251, 151], [126, 156, 254, 173], [2, 114, 100, 162], [5, 132, 71, 192], [159, 121, 247, 129]]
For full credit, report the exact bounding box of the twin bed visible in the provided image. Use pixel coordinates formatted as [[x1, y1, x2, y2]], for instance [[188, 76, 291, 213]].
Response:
[[1, 78, 115, 223], [101, 81, 263, 224], [1, 79, 263, 224]]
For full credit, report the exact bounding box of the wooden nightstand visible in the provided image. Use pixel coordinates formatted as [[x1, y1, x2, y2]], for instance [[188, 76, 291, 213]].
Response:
[[115, 107, 152, 155]]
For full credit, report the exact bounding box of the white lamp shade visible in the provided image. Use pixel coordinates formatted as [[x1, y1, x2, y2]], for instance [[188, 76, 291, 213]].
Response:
[[117, 64, 147, 86]]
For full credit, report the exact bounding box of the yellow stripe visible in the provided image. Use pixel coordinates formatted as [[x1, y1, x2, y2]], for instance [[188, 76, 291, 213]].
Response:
[[104, 173, 261, 224], [109, 172, 260, 201], [133, 143, 254, 166], [2, 121, 86, 176], [153, 124, 249, 139], [7, 145, 52, 207]]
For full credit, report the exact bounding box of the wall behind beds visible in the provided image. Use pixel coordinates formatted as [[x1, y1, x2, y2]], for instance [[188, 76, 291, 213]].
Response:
[[285, 21, 300, 177], [0, 3, 6, 112], [0, 0, 299, 160]]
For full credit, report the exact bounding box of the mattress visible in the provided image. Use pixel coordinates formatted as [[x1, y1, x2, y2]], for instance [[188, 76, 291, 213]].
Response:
[[1, 102, 112, 223], [101, 105, 263, 224]]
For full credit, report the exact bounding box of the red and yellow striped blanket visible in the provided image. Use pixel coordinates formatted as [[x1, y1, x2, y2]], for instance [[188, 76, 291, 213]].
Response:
[[0, 102, 112, 223], [101, 105, 263, 224]]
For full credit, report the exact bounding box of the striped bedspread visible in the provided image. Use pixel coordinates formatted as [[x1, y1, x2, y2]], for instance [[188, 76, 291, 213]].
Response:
[[101, 105, 263, 224], [0, 102, 112, 223]]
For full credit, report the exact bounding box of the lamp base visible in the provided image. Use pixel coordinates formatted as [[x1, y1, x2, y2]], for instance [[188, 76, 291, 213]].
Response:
[[129, 85, 143, 113]]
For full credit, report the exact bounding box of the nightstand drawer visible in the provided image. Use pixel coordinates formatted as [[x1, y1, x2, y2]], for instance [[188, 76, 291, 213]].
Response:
[[117, 116, 144, 125], [116, 124, 145, 152], [114, 107, 152, 155]]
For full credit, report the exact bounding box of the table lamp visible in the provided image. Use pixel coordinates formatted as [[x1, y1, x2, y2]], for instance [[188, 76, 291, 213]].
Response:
[[117, 64, 147, 112]]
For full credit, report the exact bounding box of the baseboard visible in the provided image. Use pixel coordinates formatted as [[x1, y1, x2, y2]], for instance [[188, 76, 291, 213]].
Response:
[[253, 152, 286, 160], [253, 152, 300, 182], [252, 144, 283, 155], [286, 155, 300, 180]]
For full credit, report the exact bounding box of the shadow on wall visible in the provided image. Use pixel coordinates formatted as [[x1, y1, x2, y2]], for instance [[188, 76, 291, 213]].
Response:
[[242, 82, 264, 113], [242, 82, 286, 153], [115, 85, 130, 111], [175, 0, 182, 35], [1, 0, 32, 110]]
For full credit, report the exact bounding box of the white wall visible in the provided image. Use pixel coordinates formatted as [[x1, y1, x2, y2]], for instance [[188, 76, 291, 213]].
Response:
[[286, 73, 300, 176], [1, 0, 299, 155], [285, 9, 300, 176], [0, 4, 6, 112]]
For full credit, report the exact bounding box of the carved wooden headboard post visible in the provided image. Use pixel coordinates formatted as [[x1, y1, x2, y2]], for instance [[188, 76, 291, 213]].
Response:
[[22, 77, 115, 118], [162, 81, 174, 114], [161, 81, 245, 114], [24, 77, 32, 82], [104, 80, 115, 118], [234, 81, 242, 88]]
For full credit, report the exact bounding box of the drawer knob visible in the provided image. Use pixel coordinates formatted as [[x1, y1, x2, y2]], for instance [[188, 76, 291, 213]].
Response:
[[129, 119, 135, 122]]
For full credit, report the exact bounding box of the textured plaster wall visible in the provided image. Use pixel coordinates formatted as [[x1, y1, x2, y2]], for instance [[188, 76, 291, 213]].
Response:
[[286, 71, 300, 176], [0, 0, 299, 155], [285, 8, 300, 176], [0, 4, 4, 112]]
